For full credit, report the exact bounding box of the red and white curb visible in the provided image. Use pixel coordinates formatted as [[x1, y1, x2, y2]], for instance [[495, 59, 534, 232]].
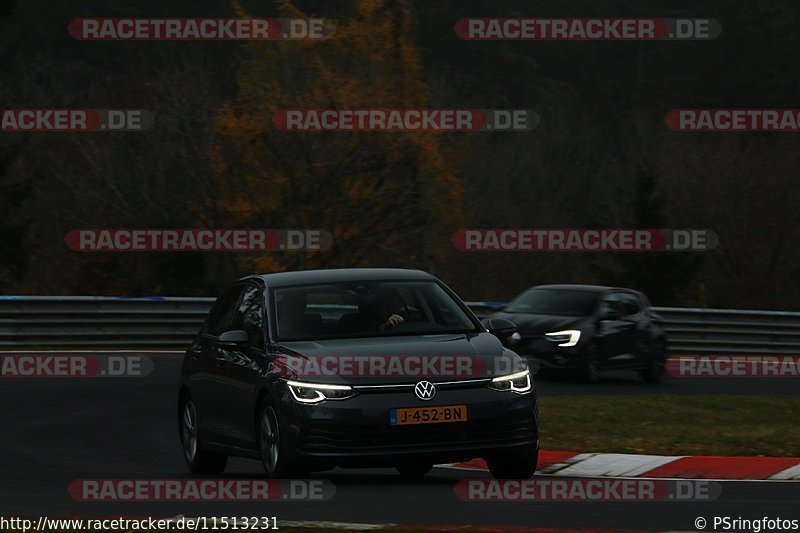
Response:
[[444, 450, 800, 480]]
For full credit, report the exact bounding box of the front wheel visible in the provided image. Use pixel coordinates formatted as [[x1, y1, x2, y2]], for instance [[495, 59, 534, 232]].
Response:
[[641, 341, 667, 383], [486, 447, 539, 479], [258, 401, 300, 478], [580, 345, 601, 384], [180, 397, 227, 474]]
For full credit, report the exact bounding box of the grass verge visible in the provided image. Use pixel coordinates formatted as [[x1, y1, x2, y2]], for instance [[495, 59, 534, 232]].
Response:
[[539, 395, 800, 457]]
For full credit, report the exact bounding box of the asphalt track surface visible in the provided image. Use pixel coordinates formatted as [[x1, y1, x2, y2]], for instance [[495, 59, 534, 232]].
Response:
[[1, 352, 798, 530]]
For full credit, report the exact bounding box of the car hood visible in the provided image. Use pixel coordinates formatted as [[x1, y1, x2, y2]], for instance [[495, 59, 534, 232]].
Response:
[[274, 332, 523, 385], [488, 311, 586, 336]]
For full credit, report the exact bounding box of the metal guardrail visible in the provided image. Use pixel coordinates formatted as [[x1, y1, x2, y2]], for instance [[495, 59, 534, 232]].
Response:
[[651, 306, 800, 355], [1, 296, 799, 355], [0, 296, 212, 347]]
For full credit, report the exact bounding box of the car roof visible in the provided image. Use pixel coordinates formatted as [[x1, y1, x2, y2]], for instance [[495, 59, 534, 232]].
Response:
[[528, 284, 620, 293], [245, 268, 435, 288]]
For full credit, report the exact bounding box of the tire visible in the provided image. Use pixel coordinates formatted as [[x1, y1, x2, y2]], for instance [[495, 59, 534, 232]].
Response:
[[580, 345, 601, 384], [396, 462, 434, 478], [180, 396, 228, 474], [486, 447, 539, 480], [641, 340, 667, 383], [258, 400, 300, 478]]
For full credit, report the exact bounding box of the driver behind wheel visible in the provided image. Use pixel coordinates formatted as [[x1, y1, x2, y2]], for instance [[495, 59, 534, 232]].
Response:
[[374, 288, 405, 331]]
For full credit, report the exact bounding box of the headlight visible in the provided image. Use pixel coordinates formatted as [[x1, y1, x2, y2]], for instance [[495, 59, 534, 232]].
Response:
[[544, 329, 581, 347], [285, 380, 356, 404], [489, 369, 532, 393]]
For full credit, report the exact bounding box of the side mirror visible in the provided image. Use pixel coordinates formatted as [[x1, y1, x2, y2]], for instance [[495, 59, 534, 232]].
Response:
[[217, 329, 249, 348], [485, 318, 518, 339]]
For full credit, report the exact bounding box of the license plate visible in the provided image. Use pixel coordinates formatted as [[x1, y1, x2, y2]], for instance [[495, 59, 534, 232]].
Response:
[[389, 405, 467, 426]]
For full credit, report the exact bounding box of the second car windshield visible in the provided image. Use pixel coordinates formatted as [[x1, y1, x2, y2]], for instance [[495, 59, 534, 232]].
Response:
[[273, 280, 478, 341], [504, 289, 599, 316]]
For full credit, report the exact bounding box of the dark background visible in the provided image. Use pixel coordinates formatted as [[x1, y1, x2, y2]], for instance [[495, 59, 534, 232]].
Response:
[[1, 0, 799, 308]]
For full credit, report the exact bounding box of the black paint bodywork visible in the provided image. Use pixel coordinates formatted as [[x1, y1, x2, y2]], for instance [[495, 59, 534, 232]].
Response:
[[179, 268, 539, 470]]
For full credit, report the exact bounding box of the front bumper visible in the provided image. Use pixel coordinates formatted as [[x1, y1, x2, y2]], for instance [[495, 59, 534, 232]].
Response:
[[277, 381, 539, 467]]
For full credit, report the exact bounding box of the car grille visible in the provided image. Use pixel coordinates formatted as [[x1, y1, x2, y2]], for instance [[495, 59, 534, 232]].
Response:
[[299, 413, 537, 453]]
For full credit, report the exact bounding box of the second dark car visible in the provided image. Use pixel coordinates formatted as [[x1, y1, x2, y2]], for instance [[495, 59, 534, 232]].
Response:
[[486, 284, 667, 383]]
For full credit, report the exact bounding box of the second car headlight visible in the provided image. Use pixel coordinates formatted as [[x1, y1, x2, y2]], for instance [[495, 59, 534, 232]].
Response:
[[489, 369, 532, 393], [544, 329, 581, 347], [285, 380, 356, 404]]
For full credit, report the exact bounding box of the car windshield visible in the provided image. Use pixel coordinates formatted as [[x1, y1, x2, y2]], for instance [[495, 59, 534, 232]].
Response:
[[503, 288, 599, 316], [273, 280, 479, 341]]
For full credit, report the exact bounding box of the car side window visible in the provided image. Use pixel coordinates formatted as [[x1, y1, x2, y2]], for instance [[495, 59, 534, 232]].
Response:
[[598, 293, 623, 318], [621, 293, 642, 316], [232, 286, 265, 350], [207, 286, 245, 337]]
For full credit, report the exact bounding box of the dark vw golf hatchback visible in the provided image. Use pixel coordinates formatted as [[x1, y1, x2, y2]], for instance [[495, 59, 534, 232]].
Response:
[[487, 284, 667, 383], [178, 268, 539, 479]]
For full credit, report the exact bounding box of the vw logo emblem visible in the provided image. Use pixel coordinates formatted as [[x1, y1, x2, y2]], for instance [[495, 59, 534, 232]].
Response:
[[414, 381, 436, 401]]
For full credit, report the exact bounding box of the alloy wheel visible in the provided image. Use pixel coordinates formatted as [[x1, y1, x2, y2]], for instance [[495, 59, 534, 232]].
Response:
[[260, 406, 280, 473], [181, 400, 198, 462]]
